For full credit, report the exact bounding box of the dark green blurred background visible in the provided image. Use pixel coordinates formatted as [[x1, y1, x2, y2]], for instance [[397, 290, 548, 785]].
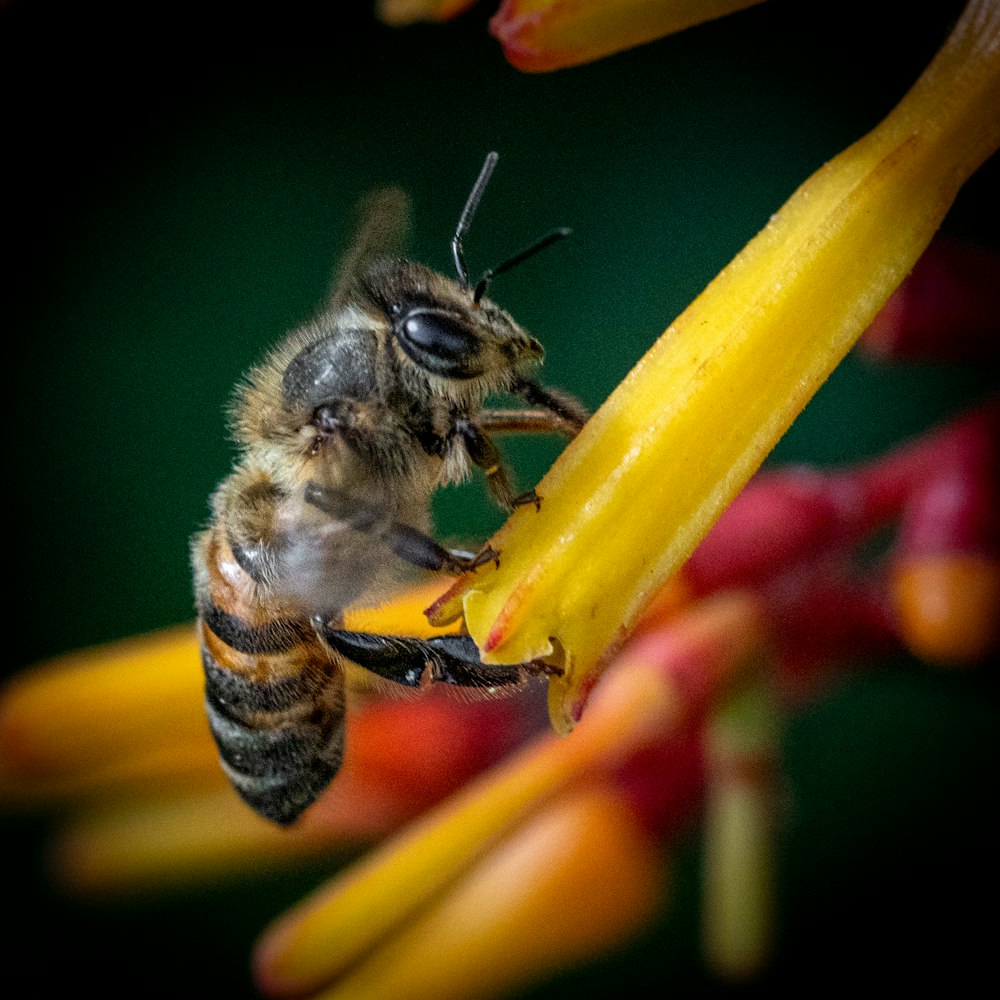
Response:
[[3, 1, 997, 996]]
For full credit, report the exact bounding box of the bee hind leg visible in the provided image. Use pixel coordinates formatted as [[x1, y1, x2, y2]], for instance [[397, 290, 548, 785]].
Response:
[[316, 625, 556, 688]]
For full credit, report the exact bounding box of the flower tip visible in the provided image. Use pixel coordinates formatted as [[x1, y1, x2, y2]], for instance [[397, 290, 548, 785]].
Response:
[[483, 624, 505, 654], [251, 926, 300, 999], [545, 669, 582, 737], [891, 554, 1000, 666], [423, 577, 470, 627], [376, 0, 476, 27], [489, 0, 772, 73]]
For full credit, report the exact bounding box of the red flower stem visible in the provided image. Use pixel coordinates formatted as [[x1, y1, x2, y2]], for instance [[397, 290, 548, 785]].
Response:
[[685, 400, 999, 595]]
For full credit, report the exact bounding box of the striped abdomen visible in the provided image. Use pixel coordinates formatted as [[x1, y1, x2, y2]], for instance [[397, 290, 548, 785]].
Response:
[[194, 530, 346, 826]]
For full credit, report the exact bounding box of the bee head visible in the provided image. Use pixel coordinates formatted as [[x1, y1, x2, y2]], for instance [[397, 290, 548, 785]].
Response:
[[370, 150, 568, 400], [364, 259, 544, 396]]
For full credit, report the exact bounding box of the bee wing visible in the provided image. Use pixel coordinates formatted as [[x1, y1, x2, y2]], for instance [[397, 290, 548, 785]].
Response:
[[327, 186, 411, 309], [268, 481, 402, 614]]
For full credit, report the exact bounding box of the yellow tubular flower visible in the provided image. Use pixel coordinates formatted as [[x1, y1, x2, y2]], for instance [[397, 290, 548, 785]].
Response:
[[52, 789, 328, 895], [491, 0, 769, 72], [253, 591, 763, 997], [0, 580, 460, 804], [305, 785, 667, 1000], [431, 0, 1000, 735], [0, 625, 207, 797]]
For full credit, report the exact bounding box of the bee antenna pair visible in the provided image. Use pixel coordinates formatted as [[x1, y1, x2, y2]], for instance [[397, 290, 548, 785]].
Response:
[[452, 151, 571, 305]]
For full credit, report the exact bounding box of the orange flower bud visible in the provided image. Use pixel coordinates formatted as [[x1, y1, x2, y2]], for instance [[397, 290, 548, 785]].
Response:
[[892, 554, 1000, 665]]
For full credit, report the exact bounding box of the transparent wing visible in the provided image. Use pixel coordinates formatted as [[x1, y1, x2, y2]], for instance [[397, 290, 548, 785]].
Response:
[[327, 186, 411, 310]]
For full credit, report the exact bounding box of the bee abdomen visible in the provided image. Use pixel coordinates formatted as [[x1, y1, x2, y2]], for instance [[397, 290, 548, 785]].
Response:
[[199, 610, 346, 826]]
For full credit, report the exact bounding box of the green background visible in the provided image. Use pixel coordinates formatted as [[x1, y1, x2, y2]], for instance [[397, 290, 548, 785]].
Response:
[[4, 0, 997, 996]]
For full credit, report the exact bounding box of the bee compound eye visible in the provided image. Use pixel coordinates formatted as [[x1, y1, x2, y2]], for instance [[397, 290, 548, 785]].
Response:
[[395, 309, 482, 377]]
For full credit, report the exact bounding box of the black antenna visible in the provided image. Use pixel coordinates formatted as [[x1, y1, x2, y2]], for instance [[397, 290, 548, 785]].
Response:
[[452, 151, 572, 304], [452, 151, 499, 289], [473, 226, 571, 304]]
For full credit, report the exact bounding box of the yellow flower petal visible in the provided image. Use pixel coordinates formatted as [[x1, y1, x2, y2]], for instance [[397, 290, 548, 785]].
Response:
[[254, 591, 761, 997], [0, 625, 205, 789], [305, 786, 667, 1000], [51, 789, 328, 895], [0, 735, 224, 805], [0, 580, 461, 801], [490, 0, 769, 72], [442, 0, 1000, 735]]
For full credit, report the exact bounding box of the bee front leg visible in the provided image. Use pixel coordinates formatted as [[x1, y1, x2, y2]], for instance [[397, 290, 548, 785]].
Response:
[[380, 522, 500, 574], [451, 416, 539, 511]]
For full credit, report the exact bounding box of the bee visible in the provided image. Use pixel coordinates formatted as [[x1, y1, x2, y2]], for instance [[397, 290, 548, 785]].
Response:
[[191, 152, 587, 825]]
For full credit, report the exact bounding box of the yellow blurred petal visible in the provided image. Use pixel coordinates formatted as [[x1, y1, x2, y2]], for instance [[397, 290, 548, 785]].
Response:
[[253, 649, 677, 997], [51, 783, 399, 896], [450, 0, 1000, 734], [308, 786, 666, 1000], [254, 591, 761, 997], [53, 789, 309, 894], [344, 578, 464, 636], [0, 734, 223, 806], [491, 0, 768, 72], [0, 625, 204, 786], [0, 580, 460, 798]]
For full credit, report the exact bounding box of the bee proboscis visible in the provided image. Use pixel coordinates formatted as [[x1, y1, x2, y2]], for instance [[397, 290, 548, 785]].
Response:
[[192, 152, 587, 824]]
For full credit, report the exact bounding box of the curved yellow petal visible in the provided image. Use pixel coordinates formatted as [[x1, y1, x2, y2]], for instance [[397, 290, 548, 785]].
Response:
[[0, 580, 461, 800], [310, 786, 667, 1000], [443, 0, 1000, 734], [254, 591, 761, 997]]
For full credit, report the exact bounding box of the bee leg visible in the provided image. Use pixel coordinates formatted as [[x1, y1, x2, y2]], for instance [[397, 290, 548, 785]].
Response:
[[303, 482, 496, 573], [316, 626, 555, 688], [477, 406, 585, 439], [304, 482, 497, 574], [380, 522, 499, 573], [451, 416, 521, 511], [510, 378, 589, 437], [512, 488, 541, 511]]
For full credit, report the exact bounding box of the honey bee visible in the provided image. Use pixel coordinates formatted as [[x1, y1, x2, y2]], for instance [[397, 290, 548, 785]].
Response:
[[191, 152, 587, 825]]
